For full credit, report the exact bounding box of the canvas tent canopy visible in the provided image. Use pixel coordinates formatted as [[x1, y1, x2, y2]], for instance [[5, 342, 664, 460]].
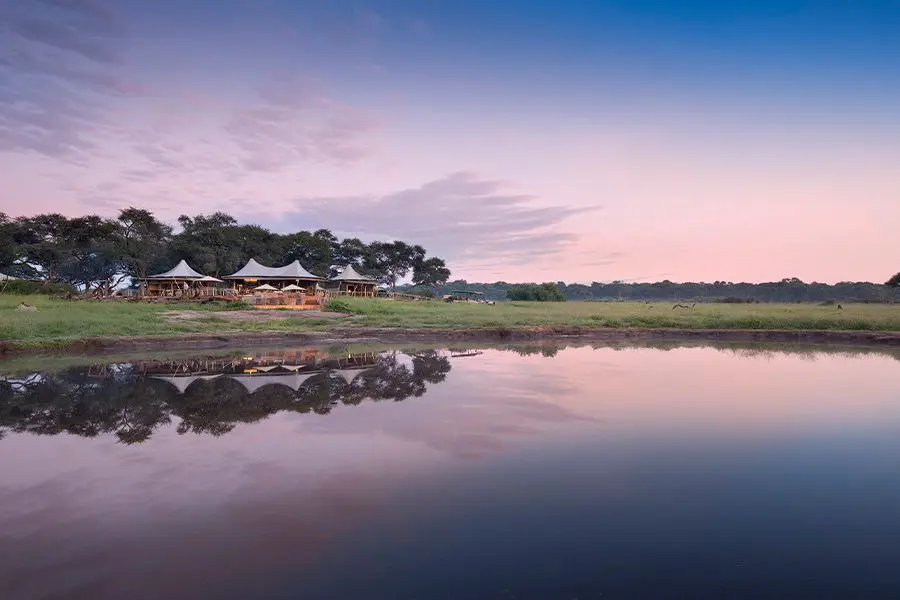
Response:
[[146, 260, 207, 280], [224, 259, 322, 281], [326, 264, 378, 297], [330, 264, 375, 283]]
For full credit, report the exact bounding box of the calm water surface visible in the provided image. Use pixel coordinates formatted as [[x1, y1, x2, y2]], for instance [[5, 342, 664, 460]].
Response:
[[1, 343, 899, 600]]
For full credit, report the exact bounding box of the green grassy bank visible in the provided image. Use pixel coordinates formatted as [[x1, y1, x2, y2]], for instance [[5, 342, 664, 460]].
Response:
[[2, 294, 899, 350], [326, 297, 900, 331]]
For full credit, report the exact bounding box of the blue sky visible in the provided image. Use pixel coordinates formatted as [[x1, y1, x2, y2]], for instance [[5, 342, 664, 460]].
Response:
[[1, 0, 898, 282]]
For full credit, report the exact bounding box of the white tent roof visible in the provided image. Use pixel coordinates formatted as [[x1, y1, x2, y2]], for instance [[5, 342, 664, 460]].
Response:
[[330, 264, 375, 283], [146, 260, 207, 280], [332, 367, 371, 385], [197, 275, 223, 283], [0, 273, 19, 281], [152, 374, 222, 394], [277, 260, 322, 280], [224, 258, 322, 280], [282, 284, 305, 291], [254, 284, 279, 291], [230, 372, 319, 394]]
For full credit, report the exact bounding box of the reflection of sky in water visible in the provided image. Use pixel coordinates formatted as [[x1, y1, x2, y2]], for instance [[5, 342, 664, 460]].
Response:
[[1, 345, 899, 599]]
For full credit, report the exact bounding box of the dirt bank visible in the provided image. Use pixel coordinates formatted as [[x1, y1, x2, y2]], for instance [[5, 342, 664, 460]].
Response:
[[3, 326, 900, 358]]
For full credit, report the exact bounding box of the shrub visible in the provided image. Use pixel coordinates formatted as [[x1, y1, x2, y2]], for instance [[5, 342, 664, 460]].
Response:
[[324, 298, 353, 313], [506, 283, 566, 302], [0, 280, 77, 295]]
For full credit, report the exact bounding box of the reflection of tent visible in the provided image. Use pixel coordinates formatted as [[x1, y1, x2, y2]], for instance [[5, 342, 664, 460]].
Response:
[[332, 368, 371, 385], [229, 372, 319, 394], [152, 374, 222, 394], [254, 284, 278, 291]]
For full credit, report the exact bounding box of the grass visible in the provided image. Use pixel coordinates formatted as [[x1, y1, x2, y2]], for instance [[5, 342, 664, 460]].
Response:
[[2, 294, 899, 350], [328, 297, 900, 331]]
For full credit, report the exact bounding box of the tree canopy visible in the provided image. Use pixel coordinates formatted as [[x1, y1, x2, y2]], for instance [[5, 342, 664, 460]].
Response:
[[887, 272, 900, 287], [1, 209, 452, 292]]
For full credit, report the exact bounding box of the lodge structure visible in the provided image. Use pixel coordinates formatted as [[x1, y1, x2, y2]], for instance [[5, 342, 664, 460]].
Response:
[[140, 257, 382, 306], [141, 260, 225, 298], [326, 264, 378, 297], [223, 258, 325, 309]]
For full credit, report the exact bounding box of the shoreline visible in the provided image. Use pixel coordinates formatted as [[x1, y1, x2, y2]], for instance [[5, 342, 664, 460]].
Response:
[[3, 326, 900, 358]]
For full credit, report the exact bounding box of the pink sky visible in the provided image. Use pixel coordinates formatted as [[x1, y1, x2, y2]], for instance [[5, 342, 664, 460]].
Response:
[[1, 0, 898, 283]]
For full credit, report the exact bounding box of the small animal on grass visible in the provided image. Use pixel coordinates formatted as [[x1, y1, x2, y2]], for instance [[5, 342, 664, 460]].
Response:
[[672, 303, 696, 310], [16, 303, 38, 312], [837, 304, 843, 310]]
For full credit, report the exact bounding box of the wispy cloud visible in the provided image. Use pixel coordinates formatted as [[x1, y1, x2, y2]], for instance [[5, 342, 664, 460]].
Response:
[[224, 75, 379, 172], [0, 0, 143, 162], [275, 172, 599, 266]]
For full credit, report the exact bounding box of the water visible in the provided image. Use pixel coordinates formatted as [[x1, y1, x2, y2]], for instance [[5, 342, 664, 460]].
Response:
[[1, 342, 899, 600]]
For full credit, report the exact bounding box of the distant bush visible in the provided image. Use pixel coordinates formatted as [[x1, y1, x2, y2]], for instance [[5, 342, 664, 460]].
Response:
[[506, 283, 566, 302], [220, 300, 250, 310], [0, 280, 76, 296], [324, 298, 353, 313], [716, 297, 756, 304]]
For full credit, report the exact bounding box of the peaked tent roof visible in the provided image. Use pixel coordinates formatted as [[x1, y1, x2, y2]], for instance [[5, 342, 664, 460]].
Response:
[[224, 258, 322, 280], [152, 374, 222, 394], [277, 260, 321, 280], [230, 372, 319, 394], [330, 264, 376, 283], [146, 260, 207, 280]]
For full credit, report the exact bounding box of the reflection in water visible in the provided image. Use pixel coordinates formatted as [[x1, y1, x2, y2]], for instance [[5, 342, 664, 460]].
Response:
[[0, 349, 451, 443], [1, 342, 900, 600]]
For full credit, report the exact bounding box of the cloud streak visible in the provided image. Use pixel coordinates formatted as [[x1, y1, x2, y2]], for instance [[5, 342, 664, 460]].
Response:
[[275, 172, 599, 267], [0, 0, 138, 162]]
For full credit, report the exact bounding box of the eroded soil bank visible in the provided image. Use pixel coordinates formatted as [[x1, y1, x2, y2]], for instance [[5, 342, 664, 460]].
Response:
[[3, 326, 900, 358]]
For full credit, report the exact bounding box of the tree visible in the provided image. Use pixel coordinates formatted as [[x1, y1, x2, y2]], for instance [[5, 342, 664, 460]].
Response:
[[170, 212, 242, 276], [0, 213, 18, 273], [283, 231, 333, 277], [13, 213, 73, 282], [412, 256, 451, 287], [61, 215, 121, 293], [332, 237, 369, 275], [887, 272, 900, 287], [365, 241, 424, 289], [115, 208, 172, 281]]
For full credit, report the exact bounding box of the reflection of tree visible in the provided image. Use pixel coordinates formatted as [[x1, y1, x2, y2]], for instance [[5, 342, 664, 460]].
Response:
[[0, 351, 451, 443]]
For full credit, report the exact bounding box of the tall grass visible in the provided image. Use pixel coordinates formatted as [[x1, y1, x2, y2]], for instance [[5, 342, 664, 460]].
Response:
[[328, 297, 900, 331], [2, 294, 898, 349]]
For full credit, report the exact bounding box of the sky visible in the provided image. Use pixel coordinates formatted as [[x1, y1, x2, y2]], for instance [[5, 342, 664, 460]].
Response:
[[1, 0, 898, 284]]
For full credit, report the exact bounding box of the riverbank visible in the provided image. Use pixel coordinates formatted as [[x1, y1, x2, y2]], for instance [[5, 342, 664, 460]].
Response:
[[2, 295, 899, 356]]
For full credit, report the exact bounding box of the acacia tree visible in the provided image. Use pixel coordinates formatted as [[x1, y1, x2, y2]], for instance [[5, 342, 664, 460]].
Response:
[[365, 241, 425, 289], [412, 256, 451, 287], [170, 212, 241, 276], [283, 230, 334, 277], [0, 213, 17, 274], [13, 213, 72, 282], [887, 272, 900, 287], [62, 215, 122, 293], [115, 208, 172, 281]]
